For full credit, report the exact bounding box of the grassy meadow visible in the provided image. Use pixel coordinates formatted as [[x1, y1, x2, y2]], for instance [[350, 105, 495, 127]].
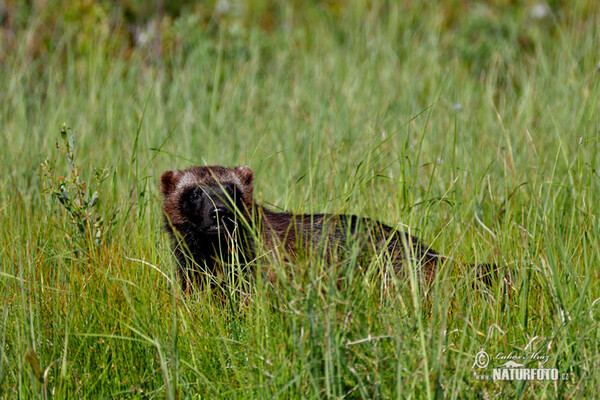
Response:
[[1, 1, 599, 398]]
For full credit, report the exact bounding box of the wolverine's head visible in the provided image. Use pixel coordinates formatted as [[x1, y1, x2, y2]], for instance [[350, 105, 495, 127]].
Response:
[[160, 166, 255, 233]]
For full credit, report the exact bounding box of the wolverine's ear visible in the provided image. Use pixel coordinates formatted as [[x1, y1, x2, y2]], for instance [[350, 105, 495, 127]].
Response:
[[160, 170, 180, 196], [234, 166, 254, 187]]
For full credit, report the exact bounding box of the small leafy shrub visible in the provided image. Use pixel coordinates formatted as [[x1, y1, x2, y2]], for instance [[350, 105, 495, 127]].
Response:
[[41, 123, 115, 252]]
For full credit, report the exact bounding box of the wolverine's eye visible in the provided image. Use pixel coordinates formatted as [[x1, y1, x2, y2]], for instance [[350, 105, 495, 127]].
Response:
[[225, 184, 237, 199], [186, 187, 202, 205]]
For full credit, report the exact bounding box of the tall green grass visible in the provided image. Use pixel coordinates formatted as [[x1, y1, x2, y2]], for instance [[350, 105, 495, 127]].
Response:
[[1, 1, 599, 398]]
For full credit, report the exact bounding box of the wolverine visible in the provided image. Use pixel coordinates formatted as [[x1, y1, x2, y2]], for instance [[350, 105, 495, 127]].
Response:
[[160, 165, 495, 291]]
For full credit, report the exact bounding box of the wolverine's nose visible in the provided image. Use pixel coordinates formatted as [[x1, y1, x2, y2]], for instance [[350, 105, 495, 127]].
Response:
[[209, 207, 227, 221]]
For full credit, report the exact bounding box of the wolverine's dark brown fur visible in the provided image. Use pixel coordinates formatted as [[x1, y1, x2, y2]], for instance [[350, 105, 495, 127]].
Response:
[[161, 165, 495, 291]]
